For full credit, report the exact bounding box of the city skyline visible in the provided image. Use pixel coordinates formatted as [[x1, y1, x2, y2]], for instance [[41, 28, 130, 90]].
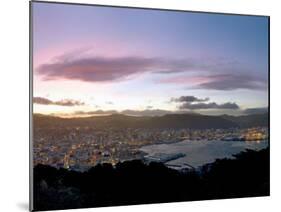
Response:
[[33, 2, 269, 117]]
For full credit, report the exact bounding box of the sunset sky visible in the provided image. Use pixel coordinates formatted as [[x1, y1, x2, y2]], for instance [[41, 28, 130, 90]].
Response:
[[32, 2, 269, 116]]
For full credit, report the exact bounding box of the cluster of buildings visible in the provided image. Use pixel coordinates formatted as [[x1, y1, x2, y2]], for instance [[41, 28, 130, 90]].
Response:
[[33, 126, 268, 171]]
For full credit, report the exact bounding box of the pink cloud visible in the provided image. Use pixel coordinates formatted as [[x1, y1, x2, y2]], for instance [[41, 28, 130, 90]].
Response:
[[35, 49, 267, 90]]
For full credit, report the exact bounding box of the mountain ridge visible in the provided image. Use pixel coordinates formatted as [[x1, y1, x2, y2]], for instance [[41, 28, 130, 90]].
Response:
[[33, 112, 268, 129]]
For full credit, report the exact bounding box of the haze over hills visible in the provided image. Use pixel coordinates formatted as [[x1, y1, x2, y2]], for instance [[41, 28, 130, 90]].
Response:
[[33, 112, 268, 129]]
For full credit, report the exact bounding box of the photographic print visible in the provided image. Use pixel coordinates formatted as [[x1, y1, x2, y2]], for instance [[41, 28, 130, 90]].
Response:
[[30, 1, 269, 211]]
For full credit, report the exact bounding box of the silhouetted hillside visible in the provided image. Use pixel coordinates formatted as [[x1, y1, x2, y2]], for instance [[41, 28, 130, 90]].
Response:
[[147, 113, 237, 129], [221, 113, 269, 128], [33, 112, 268, 129], [33, 148, 269, 211]]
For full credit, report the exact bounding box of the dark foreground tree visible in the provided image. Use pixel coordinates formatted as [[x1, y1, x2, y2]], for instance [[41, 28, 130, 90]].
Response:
[[33, 148, 269, 211]]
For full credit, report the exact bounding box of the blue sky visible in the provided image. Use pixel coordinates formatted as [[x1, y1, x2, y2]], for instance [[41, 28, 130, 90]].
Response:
[[32, 2, 269, 116]]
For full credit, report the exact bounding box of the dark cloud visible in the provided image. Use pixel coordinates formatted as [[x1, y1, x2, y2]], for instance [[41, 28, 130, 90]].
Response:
[[33, 97, 53, 105], [36, 50, 267, 91], [37, 50, 220, 83], [171, 95, 240, 110], [37, 56, 174, 82], [37, 54, 229, 83], [243, 107, 268, 115], [33, 97, 85, 106], [158, 73, 267, 91], [105, 101, 114, 105], [178, 102, 240, 110], [171, 96, 209, 103], [195, 74, 267, 90]]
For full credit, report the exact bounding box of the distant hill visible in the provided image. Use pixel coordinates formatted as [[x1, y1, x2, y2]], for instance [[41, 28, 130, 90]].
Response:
[[220, 113, 269, 128], [33, 112, 268, 129]]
